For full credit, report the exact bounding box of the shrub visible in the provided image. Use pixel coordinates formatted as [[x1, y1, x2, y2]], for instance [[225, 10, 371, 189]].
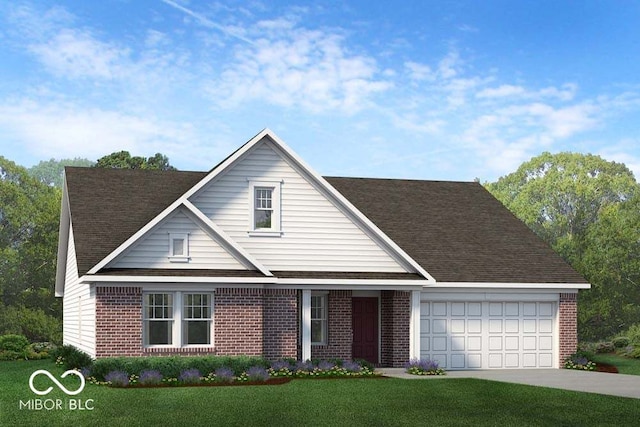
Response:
[[105, 371, 129, 387], [405, 358, 445, 376], [619, 345, 640, 359], [594, 341, 615, 353], [213, 367, 235, 383], [0, 306, 62, 344], [564, 352, 596, 370], [244, 366, 269, 382], [342, 360, 362, 373], [0, 334, 30, 352], [51, 345, 93, 370], [317, 360, 335, 371], [625, 324, 640, 345], [178, 368, 202, 384], [613, 337, 630, 348], [138, 370, 163, 386], [295, 360, 314, 372]]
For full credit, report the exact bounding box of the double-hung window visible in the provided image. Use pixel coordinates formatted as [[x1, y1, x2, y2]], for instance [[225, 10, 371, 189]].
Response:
[[143, 293, 174, 346], [254, 188, 273, 229], [311, 293, 328, 345], [143, 292, 212, 347], [248, 179, 282, 235], [183, 294, 212, 345]]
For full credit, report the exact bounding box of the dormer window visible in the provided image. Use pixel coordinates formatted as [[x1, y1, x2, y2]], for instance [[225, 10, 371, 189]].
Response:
[[248, 179, 282, 236], [169, 233, 189, 262]]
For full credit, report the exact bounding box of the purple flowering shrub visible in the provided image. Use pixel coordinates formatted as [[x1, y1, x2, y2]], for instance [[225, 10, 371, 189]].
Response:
[[245, 366, 270, 382], [214, 367, 235, 383], [564, 352, 596, 371], [342, 360, 362, 373], [105, 370, 130, 387], [179, 368, 202, 384], [405, 358, 445, 376], [139, 369, 163, 385], [317, 360, 335, 371]]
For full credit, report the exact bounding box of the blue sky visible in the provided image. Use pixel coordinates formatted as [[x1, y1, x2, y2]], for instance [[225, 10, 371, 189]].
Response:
[[1, 1, 639, 182]]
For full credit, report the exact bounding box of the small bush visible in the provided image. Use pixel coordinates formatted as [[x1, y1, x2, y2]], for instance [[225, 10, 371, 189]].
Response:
[[51, 345, 93, 370], [613, 337, 630, 348], [0, 334, 30, 353], [564, 352, 596, 371], [405, 358, 445, 376], [213, 367, 235, 383], [138, 370, 163, 386], [595, 341, 615, 353], [342, 360, 362, 373], [179, 368, 201, 384], [105, 371, 129, 387], [244, 366, 269, 382], [625, 324, 640, 345]]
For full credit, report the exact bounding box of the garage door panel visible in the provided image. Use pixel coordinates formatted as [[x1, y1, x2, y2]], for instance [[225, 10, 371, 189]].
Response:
[[420, 300, 557, 369]]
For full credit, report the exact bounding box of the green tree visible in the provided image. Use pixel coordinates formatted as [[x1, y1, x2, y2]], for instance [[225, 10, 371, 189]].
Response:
[[95, 151, 176, 170], [486, 152, 640, 340], [578, 194, 640, 340], [28, 158, 94, 187], [0, 157, 61, 341]]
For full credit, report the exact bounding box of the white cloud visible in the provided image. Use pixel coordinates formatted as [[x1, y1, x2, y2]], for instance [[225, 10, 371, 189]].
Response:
[[0, 98, 195, 162], [206, 21, 392, 114], [29, 28, 130, 79]]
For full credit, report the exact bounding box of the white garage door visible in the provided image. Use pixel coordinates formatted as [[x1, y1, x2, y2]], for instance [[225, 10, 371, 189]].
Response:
[[420, 301, 556, 369]]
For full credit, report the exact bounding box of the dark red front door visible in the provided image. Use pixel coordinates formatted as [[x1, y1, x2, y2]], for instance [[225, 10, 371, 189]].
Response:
[[352, 297, 379, 364]]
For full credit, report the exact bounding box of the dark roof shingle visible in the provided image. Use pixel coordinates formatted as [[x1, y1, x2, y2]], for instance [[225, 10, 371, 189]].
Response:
[[64, 167, 587, 284]]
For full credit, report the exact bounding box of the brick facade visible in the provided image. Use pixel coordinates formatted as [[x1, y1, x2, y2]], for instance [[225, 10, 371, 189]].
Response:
[[95, 286, 143, 357], [312, 290, 353, 360], [214, 288, 264, 356], [559, 292, 578, 366], [263, 289, 298, 359], [380, 290, 410, 367]]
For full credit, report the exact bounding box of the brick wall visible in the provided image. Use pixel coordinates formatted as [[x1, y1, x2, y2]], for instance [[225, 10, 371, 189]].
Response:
[[214, 288, 264, 356], [263, 289, 298, 360], [559, 292, 578, 366], [312, 290, 353, 360], [380, 290, 410, 367], [95, 286, 143, 357]]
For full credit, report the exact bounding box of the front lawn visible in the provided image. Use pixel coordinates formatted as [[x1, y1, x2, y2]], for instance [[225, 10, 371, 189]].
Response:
[[592, 353, 640, 375], [2, 360, 639, 426]]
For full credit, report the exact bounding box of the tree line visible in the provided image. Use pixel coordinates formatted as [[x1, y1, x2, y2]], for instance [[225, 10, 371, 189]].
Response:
[[0, 150, 638, 343]]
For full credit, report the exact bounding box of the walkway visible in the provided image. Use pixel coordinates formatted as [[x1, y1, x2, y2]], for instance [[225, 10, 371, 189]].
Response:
[[378, 368, 640, 399]]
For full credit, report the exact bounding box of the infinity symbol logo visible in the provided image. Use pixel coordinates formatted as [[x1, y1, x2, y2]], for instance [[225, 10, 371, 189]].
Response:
[[29, 370, 86, 396]]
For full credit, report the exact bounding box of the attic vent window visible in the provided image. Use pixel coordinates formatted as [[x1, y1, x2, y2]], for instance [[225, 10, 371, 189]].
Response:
[[169, 233, 189, 262], [248, 179, 282, 236]]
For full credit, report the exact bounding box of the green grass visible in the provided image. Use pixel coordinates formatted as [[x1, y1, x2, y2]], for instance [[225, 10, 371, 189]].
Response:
[[592, 353, 640, 375], [2, 360, 639, 426]]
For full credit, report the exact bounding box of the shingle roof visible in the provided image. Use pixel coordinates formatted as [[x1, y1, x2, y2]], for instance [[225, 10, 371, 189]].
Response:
[[64, 167, 587, 284], [325, 177, 587, 283]]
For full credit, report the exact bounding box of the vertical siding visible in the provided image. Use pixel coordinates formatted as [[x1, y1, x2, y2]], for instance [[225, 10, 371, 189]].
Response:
[[62, 226, 96, 357], [110, 208, 247, 270], [191, 140, 408, 272]]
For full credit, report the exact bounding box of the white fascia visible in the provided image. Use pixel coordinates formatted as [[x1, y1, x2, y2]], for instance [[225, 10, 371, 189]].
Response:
[[54, 177, 71, 297], [427, 282, 590, 290]]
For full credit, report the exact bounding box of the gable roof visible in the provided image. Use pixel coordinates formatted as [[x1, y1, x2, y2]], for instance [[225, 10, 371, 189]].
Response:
[[325, 177, 587, 284], [63, 167, 586, 284]]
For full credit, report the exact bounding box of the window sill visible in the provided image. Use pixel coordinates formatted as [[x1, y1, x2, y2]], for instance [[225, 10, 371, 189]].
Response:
[[168, 256, 190, 263], [248, 230, 283, 237]]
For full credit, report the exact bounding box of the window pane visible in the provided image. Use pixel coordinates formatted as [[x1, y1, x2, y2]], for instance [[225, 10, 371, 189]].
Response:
[[184, 321, 210, 345], [172, 238, 184, 256], [145, 320, 172, 345], [254, 209, 272, 229], [311, 320, 325, 343]]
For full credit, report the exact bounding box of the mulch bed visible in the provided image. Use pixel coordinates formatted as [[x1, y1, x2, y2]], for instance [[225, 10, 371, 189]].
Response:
[[595, 363, 619, 373]]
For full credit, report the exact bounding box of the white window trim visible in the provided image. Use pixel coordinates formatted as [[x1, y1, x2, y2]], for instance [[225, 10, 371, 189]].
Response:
[[311, 291, 328, 346], [168, 233, 190, 263], [247, 179, 283, 236], [143, 291, 214, 349]]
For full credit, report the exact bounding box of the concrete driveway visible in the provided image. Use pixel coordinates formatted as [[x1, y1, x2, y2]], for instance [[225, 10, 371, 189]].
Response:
[[379, 368, 640, 399]]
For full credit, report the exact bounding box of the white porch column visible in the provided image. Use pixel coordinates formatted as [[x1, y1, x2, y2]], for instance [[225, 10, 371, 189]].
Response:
[[409, 290, 421, 359], [301, 289, 312, 361]]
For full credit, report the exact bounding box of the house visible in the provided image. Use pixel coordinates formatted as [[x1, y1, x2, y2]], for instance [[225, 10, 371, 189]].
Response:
[[55, 129, 589, 369]]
